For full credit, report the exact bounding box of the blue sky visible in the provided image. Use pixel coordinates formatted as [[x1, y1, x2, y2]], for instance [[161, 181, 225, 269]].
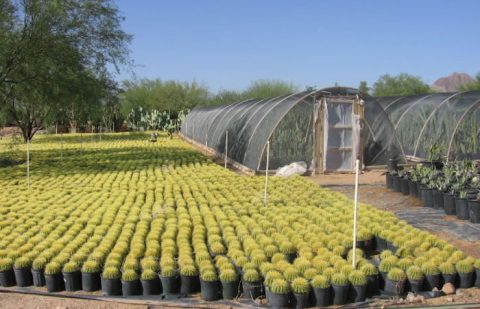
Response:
[[116, 0, 480, 93]]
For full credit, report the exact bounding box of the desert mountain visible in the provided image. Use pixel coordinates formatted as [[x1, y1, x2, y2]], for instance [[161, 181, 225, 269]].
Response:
[[432, 72, 473, 92]]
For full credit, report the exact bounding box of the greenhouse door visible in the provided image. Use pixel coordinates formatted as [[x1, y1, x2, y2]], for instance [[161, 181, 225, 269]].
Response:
[[322, 97, 359, 172]]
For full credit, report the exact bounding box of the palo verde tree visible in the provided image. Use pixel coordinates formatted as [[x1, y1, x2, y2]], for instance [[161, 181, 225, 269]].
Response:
[[0, 0, 131, 142], [372, 73, 431, 97]]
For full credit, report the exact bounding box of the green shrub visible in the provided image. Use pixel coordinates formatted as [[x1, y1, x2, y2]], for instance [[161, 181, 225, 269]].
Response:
[[291, 277, 310, 294], [102, 267, 121, 279], [63, 261, 80, 273], [122, 269, 139, 281], [421, 262, 440, 276], [406, 266, 423, 281], [311, 275, 330, 288], [348, 270, 367, 286], [243, 269, 261, 282], [387, 268, 406, 281], [0, 257, 13, 271], [331, 273, 349, 286], [44, 261, 62, 275], [456, 259, 474, 274], [439, 262, 456, 275], [360, 263, 378, 276], [270, 278, 290, 294], [219, 268, 238, 283]]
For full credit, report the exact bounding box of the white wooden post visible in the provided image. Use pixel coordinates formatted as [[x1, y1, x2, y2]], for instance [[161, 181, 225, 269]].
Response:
[[352, 159, 360, 268], [26, 138, 30, 189], [264, 141, 270, 205], [61, 134, 64, 162], [224, 131, 228, 169]]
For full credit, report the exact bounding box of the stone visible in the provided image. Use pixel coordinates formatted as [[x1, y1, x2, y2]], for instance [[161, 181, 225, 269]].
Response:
[[406, 292, 416, 302], [447, 297, 454, 302], [442, 283, 456, 295], [456, 289, 464, 296]]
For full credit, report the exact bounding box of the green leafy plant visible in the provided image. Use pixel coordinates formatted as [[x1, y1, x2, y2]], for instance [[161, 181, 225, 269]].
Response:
[[311, 275, 330, 289], [331, 273, 349, 286], [291, 277, 310, 294], [122, 269, 139, 281], [270, 278, 290, 294], [406, 266, 424, 281], [387, 268, 406, 281], [348, 270, 367, 286], [456, 259, 474, 274]]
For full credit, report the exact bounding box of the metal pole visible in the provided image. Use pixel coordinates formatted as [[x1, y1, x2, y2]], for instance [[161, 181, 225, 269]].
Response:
[[264, 141, 270, 205], [26, 138, 30, 189], [352, 159, 360, 268], [224, 131, 228, 169]]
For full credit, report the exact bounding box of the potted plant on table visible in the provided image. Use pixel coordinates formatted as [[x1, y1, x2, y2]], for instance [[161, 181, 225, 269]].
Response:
[[180, 263, 200, 294], [200, 269, 220, 301], [122, 269, 141, 296]]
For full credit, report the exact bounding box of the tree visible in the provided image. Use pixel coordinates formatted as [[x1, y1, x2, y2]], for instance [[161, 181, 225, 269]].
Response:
[[358, 81, 370, 96], [0, 0, 131, 141], [243, 80, 297, 99], [372, 73, 431, 97], [459, 73, 480, 91]]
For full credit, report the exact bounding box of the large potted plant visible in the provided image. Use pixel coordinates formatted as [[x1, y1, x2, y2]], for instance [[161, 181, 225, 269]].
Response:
[[200, 269, 220, 301], [179, 264, 200, 295], [31, 257, 46, 287], [159, 265, 180, 294]]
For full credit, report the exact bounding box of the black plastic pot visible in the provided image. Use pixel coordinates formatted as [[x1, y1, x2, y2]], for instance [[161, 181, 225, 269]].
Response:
[[101, 276, 122, 296], [400, 178, 410, 195], [293, 292, 309, 309], [31, 269, 45, 287], [409, 181, 419, 197], [180, 275, 200, 294], [332, 284, 349, 305], [286, 252, 296, 263], [468, 200, 480, 223], [458, 272, 474, 288], [443, 193, 456, 215], [159, 275, 180, 294], [141, 277, 161, 295], [393, 176, 402, 192], [386, 173, 393, 189], [379, 271, 387, 290], [242, 280, 263, 300], [82, 271, 101, 292], [14, 267, 33, 287], [408, 278, 424, 293], [0, 269, 16, 287], [425, 274, 441, 290], [122, 279, 142, 296], [63, 271, 82, 291], [375, 237, 387, 251], [266, 288, 290, 309], [421, 188, 434, 207], [45, 273, 65, 292], [387, 159, 398, 172], [384, 279, 405, 296], [366, 274, 379, 296], [442, 273, 457, 285], [432, 189, 444, 209], [455, 198, 469, 220], [200, 279, 220, 301], [221, 279, 240, 299], [475, 268, 480, 288], [351, 284, 366, 302], [416, 182, 422, 198], [312, 286, 330, 307]]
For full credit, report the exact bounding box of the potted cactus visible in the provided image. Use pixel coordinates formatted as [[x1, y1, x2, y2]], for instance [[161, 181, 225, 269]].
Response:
[[456, 259, 474, 288], [219, 268, 240, 299], [266, 278, 291, 309], [331, 273, 349, 305], [384, 268, 406, 296], [474, 259, 480, 288], [311, 274, 330, 307], [360, 263, 379, 296], [200, 269, 220, 301], [291, 277, 310, 309], [31, 257, 47, 287], [159, 265, 180, 294], [279, 241, 296, 263], [439, 262, 457, 285], [14, 257, 33, 287], [44, 261, 65, 292], [179, 264, 200, 294], [406, 266, 424, 293], [63, 261, 82, 291], [421, 262, 441, 290], [101, 267, 122, 296], [0, 257, 15, 287], [81, 260, 101, 292], [140, 269, 161, 295], [122, 269, 142, 296], [348, 270, 367, 302], [242, 269, 263, 300]]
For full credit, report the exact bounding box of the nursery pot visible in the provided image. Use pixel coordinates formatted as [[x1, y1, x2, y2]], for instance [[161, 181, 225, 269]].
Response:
[[45, 273, 65, 292], [242, 280, 263, 300], [475, 268, 480, 288], [332, 284, 349, 305], [63, 271, 82, 291], [375, 236, 387, 251], [443, 193, 456, 215], [293, 292, 310, 309], [180, 275, 200, 294], [421, 188, 434, 207], [379, 271, 387, 290], [81, 271, 101, 292], [221, 279, 240, 299], [286, 252, 297, 263], [0, 269, 16, 287], [408, 278, 424, 293], [409, 181, 419, 198], [122, 279, 142, 296], [32, 269, 46, 287], [455, 198, 469, 220], [458, 272, 474, 289], [386, 173, 393, 189], [159, 274, 180, 294], [432, 189, 444, 209], [366, 274, 379, 296], [14, 267, 33, 287], [200, 279, 220, 301], [313, 286, 331, 307], [101, 276, 122, 296], [468, 200, 480, 223], [141, 277, 161, 295], [384, 279, 405, 296], [387, 159, 398, 172], [400, 178, 410, 195], [266, 287, 290, 309], [351, 284, 367, 302], [393, 176, 402, 192], [442, 273, 457, 285], [424, 274, 441, 290]]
